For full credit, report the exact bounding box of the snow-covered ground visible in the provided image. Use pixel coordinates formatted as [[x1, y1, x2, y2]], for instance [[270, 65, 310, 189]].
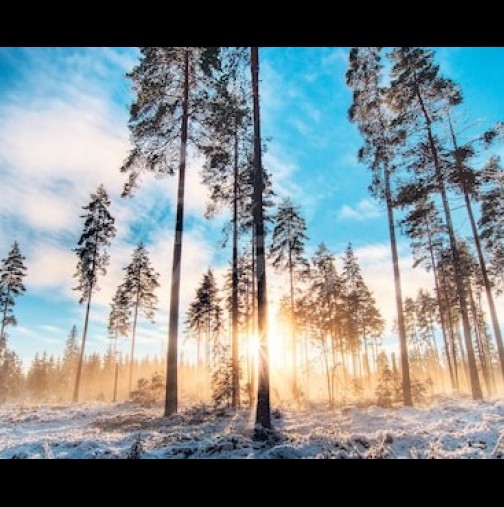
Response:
[[1, 398, 503, 459]]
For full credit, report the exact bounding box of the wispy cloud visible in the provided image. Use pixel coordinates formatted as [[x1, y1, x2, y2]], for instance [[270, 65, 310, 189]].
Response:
[[337, 199, 382, 221]]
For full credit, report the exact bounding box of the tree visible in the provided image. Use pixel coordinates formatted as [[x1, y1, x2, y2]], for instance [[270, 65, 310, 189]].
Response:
[[479, 156, 504, 290], [251, 47, 271, 432], [121, 47, 222, 416], [61, 325, 80, 396], [0, 241, 27, 341], [388, 46, 482, 400], [73, 184, 116, 403], [0, 336, 23, 403], [444, 114, 504, 384], [200, 50, 251, 408], [108, 284, 130, 355], [347, 46, 413, 405], [120, 243, 160, 393], [185, 269, 224, 402], [270, 197, 309, 400]]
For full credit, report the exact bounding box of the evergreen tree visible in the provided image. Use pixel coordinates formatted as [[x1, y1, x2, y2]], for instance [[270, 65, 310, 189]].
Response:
[[121, 46, 222, 416], [270, 197, 309, 400], [479, 156, 504, 290], [0, 241, 27, 340], [200, 49, 251, 408], [388, 46, 482, 400], [61, 325, 80, 396], [73, 184, 116, 402], [347, 46, 413, 405], [120, 243, 160, 393], [108, 284, 130, 355], [185, 269, 224, 403], [0, 336, 23, 403]]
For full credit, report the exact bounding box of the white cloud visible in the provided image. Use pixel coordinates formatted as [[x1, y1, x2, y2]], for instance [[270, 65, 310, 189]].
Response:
[[337, 199, 382, 221]]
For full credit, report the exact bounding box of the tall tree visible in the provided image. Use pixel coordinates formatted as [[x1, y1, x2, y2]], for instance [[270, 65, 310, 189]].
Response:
[[347, 46, 413, 405], [121, 47, 222, 416], [0, 242, 27, 341], [444, 115, 504, 384], [73, 184, 116, 403], [479, 156, 504, 290], [120, 244, 160, 393], [270, 197, 309, 400], [388, 46, 482, 400], [200, 50, 251, 408], [251, 46, 271, 431]]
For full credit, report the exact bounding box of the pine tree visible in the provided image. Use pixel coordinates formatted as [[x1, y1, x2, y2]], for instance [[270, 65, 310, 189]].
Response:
[[0, 241, 27, 341], [200, 49, 251, 408], [251, 47, 271, 432], [108, 284, 130, 355], [270, 197, 309, 400], [347, 46, 413, 405], [120, 243, 160, 393], [479, 156, 504, 291], [0, 335, 22, 403], [388, 46, 482, 400], [73, 184, 116, 403], [185, 269, 224, 403], [121, 47, 222, 416], [444, 114, 504, 385], [61, 325, 80, 396]]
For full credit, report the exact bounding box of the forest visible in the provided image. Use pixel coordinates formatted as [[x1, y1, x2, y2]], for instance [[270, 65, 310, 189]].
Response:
[[0, 47, 503, 458]]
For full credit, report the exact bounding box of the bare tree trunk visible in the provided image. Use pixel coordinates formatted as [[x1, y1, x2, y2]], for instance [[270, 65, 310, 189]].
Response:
[[0, 289, 10, 340], [128, 292, 140, 394], [73, 288, 93, 403], [231, 129, 240, 409], [288, 240, 298, 401], [384, 166, 413, 406], [113, 362, 119, 403], [251, 47, 271, 431], [165, 49, 190, 416]]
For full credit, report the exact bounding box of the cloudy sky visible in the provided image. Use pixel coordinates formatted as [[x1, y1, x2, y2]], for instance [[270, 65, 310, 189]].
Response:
[[1, 47, 503, 366]]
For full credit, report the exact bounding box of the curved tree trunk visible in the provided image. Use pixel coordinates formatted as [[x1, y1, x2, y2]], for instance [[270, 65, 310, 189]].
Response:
[[165, 49, 190, 416]]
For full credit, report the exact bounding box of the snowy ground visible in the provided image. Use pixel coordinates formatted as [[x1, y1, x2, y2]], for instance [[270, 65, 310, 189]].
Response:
[[1, 397, 504, 459]]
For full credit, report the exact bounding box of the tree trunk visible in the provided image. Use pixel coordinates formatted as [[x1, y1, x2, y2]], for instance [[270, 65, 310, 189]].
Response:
[[231, 129, 240, 409], [0, 287, 10, 340], [288, 237, 298, 401], [447, 112, 504, 384], [128, 290, 140, 394], [251, 47, 271, 431], [165, 49, 190, 416], [73, 289, 93, 403], [384, 166, 413, 406], [113, 362, 119, 403]]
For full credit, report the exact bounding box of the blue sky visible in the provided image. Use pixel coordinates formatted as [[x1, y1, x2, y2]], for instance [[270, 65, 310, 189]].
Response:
[[0, 47, 503, 367]]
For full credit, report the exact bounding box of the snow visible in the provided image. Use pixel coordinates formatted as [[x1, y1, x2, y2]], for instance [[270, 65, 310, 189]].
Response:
[[1, 398, 503, 459]]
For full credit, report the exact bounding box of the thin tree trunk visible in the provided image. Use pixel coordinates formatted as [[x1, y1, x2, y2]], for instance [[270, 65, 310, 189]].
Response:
[[231, 129, 240, 409], [426, 223, 455, 389], [0, 288, 10, 340], [447, 112, 504, 384], [73, 288, 93, 403], [128, 291, 140, 394], [384, 166, 413, 406], [165, 49, 190, 416], [288, 239, 298, 400], [251, 47, 271, 431], [113, 362, 119, 403]]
